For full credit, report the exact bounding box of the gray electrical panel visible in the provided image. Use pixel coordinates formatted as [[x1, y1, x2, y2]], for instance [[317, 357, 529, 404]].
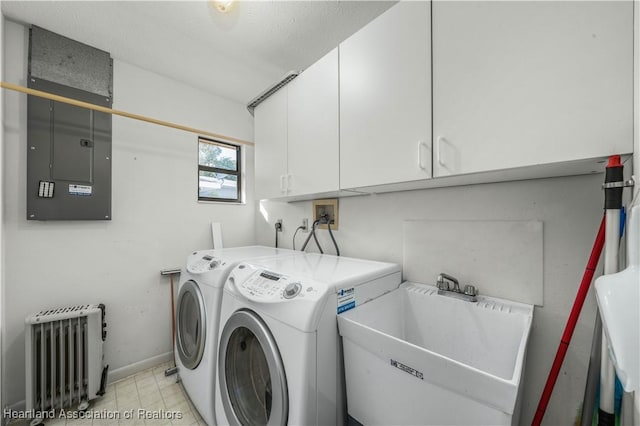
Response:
[[27, 27, 113, 220]]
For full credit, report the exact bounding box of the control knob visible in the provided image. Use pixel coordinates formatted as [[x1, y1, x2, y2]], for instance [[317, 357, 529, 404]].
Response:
[[283, 282, 301, 299]]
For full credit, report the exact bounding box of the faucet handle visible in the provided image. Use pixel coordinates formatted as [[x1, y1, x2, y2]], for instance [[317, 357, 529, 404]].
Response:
[[436, 274, 448, 290], [437, 273, 460, 291], [464, 285, 477, 297], [437, 279, 449, 291]]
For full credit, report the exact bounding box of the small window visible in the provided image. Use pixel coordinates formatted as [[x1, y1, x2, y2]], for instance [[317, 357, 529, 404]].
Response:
[[198, 137, 242, 202]]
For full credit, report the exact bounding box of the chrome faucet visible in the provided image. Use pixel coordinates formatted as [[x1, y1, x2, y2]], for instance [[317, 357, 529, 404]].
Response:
[[436, 273, 477, 302]]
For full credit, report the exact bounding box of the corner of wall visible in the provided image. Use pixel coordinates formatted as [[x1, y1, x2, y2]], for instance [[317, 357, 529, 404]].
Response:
[[634, 0, 639, 176]]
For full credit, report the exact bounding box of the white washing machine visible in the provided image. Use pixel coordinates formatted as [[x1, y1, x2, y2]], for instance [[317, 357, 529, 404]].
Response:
[[175, 246, 304, 426], [214, 253, 401, 425]]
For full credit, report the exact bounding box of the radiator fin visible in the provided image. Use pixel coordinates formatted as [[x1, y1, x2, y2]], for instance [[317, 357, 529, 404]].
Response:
[[26, 304, 104, 413]]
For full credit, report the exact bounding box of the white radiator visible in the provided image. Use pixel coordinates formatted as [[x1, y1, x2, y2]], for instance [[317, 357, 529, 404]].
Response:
[[25, 304, 108, 412]]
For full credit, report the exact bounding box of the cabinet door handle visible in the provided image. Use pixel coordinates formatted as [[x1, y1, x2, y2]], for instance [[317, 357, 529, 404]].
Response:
[[280, 175, 287, 193], [418, 141, 429, 170], [287, 174, 292, 192], [437, 136, 446, 167]]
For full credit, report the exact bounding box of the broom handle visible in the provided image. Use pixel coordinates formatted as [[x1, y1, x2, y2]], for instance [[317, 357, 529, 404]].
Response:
[[532, 214, 606, 425]]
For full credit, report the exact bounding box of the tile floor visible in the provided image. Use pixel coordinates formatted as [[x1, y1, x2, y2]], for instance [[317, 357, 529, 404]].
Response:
[[10, 361, 205, 426]]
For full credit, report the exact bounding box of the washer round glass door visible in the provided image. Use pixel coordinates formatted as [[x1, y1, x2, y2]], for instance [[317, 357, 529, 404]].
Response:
[[176, 280, 206, 370], [218, 309, 288, 426]]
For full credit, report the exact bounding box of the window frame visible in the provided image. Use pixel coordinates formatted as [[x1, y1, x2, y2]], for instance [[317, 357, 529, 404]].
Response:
[[197, 137, 242, 203]]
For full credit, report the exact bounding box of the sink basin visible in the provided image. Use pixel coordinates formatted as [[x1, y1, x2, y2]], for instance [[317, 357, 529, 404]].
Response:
[[338, 281, 533, 425]]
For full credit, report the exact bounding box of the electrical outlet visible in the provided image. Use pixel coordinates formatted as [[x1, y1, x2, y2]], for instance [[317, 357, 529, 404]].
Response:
[[276, 219, 283, 232], [302, 218, 309, 232], [312, 199, 338, 230]]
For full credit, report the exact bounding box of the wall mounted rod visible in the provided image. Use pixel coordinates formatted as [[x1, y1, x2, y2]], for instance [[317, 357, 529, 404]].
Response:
[[160, 269, 181, 276], [1, 81, 254, 147]]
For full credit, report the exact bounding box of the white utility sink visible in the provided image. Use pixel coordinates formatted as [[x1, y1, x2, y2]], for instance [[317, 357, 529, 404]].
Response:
[[338, 282, 534, 425]]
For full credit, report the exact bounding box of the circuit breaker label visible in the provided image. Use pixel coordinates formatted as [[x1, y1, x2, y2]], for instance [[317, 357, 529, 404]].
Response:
[[391, 359, 424, 380], [337, 287, 355, 314], [69, 184, 92, 196]]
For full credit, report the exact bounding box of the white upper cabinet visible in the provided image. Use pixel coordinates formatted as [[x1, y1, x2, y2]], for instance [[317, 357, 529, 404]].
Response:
[[339, 2, 432, 190], [254, 48, 339, 200], [255, 1, 634, 200], [287, 48, 339, 197], [432, 1, 633, 177], [254, 87, 288, 200]]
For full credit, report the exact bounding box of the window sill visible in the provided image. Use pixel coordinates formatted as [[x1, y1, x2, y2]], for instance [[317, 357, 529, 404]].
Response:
[[197, 200, 246, 206]]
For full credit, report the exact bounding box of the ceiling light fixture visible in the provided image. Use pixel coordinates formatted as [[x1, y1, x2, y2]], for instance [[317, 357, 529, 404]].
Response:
[[211, 0, 236, 13]]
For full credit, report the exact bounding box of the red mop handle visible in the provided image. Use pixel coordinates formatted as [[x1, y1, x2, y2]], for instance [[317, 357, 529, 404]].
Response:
[[532, 214, 606, 426]]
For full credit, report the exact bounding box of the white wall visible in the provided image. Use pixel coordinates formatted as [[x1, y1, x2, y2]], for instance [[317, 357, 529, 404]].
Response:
[[256, 173, 605, 425], [2, 19, 255, 407]]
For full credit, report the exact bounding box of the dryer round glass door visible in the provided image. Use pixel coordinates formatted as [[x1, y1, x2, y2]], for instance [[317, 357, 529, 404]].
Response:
[[218, 309, 288, 426], [176, 280, 206, 370]]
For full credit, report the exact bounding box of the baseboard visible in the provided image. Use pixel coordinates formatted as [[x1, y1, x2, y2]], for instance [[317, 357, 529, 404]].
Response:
[[3, 399, 27, 424], [107, 352, 173, 384], [1, 353, 173, 425], [6, 401, 25, 411]]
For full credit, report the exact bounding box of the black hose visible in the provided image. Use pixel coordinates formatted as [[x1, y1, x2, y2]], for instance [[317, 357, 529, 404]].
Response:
[[292, 226, 304, 250], [274, 222, 282, 248], [301, 220, 323, 253], [312, 222, 323, 254], [300, 225, 314, 251], [327, 220, 340, 256]]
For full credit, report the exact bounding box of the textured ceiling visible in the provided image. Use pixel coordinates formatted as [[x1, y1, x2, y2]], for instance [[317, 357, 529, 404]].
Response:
[[2, 1, 395, 104]]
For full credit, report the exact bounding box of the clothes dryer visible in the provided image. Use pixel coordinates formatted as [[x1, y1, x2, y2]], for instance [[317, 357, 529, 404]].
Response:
[[214, 253, 401, 425], [175, 246, 303, 425]]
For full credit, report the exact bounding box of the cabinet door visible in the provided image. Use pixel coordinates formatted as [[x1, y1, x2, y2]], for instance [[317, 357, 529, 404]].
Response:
[[287, 48, 339, 197], [433, 1, 633, 177], [340, 2, 431, 189], [254, 88, 288, 200]]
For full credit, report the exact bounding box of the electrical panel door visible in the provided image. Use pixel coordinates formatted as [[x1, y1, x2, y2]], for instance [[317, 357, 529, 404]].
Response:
[[27, 79, 112, 220]]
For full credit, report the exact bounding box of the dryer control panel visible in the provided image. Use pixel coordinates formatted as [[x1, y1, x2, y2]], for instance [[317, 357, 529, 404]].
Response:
[[187, 254, 225, 274], [234, 265, 326, 303]]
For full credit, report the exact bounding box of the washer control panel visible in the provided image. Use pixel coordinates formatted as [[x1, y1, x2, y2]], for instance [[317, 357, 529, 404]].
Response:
[[283, 282, 301, 299], [187, 254, 224, 274], [236, 267, 324, 303]]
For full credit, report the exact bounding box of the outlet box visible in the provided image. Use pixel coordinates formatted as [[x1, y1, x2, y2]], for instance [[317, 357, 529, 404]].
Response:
[[302, 218, 309, 232], [276, 219, 283, 232], [313, 198, 338, 230]]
